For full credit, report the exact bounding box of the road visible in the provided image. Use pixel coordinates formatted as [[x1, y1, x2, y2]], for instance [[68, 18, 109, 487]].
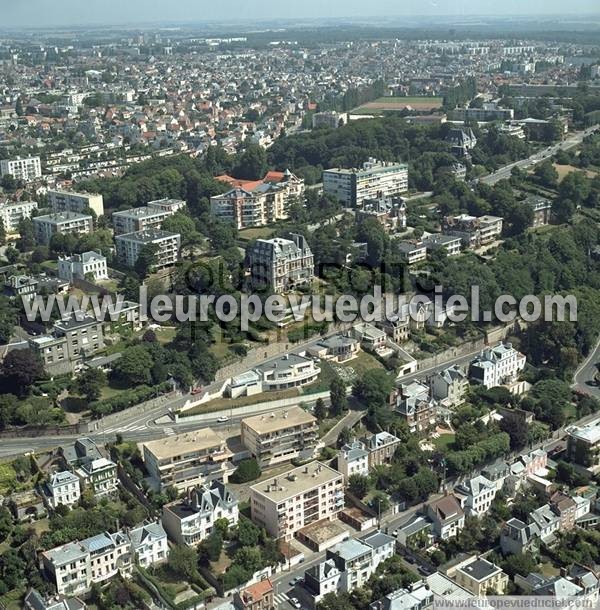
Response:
[[571, 337, 600, 398], [479, 126, 599, 186]]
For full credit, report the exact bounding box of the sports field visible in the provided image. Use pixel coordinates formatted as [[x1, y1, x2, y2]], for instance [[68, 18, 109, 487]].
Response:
[[352, 96, 444, 114]]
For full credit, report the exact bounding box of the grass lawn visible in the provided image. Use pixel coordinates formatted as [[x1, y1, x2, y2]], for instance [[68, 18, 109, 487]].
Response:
[[553, 163, 598, 182], [0, 462, 17, 495], [337, 351, 385, 377], [433, 434, 456, 451], [0, 587, 25, 610], [352, 96, 443, 114], [238, 227, 276, 241], [155, 326, 177, 344]]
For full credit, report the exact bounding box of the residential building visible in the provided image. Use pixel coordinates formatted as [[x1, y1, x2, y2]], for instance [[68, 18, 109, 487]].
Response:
[[76, 457, 118, 498], [0, 200, 38, 232], [530, 504, 561, 543], [312, 111, 348, 129], [115, 229, 181, 270], [141, 428, 234, 492], [323, 158, 409, 208], [240, 406, 318, 467], [442, 214, 503, 248], [352, 322, 388, 353], [42, 530, 132, 596], [8, 489, 45, 521], [337, 440, 370, 481], [0, 155, 42, 182], [394, 514, 433, 549], [452, 557, 509, 596], [360, 531, 396, 570], [48, 189, 105, 217], [304, 559, 342, 606], [28, 314, 105, 376], [451, 163, 467, 181], [33, 212, 93, 245], [454, 475, 497, 518], [361, 432, 402, 468], [549, 491, 578, 531], [430, 365, 468, 407], [24, 588, 86, 610], [43, 471, 81, 509], [60, 437, 103, 468], [253, 353, 320, 391], [247, 233, 314, 292], [426, 494, 465, 540], [129, 521, 169, 568], [325, 538, 375, 592], [396, 241, 427, 265], [249, 461, 344, 540], [448, 104, 514, 122], [524, 195, 552, 227], [112, 198, 185, 234], [378, 311, 410, 343], [390, 381, 436, 433], [370, 581, 434, 610], [234, 579, 274, 610], [162, 481, 238, 546], [446, 128, 477, 157], [356, 196, 407, 233], [307, 333, 361, 362], [57, 251, 108, 283], [469, 342, 526, 389], [567, 417, 600, 469], [421, 234, 462, 257], [500, 518, 540, 555]]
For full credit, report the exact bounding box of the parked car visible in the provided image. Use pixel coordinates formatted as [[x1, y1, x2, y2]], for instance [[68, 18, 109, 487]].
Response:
[[289, 598, 302, 609]]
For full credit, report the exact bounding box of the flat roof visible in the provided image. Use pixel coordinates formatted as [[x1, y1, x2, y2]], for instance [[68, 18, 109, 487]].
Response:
[[142, 427, 226, 460], [242, 406, 316, 434], [457, 558, 501, 581], [34, 211, 92, 223], [568, 417, 600, 445], [116, 229, 180, 243], [250, 461, 341, 503]]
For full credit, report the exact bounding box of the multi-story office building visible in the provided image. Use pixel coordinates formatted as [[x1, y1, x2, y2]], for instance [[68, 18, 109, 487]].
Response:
[[47, 189, 105, 217], [42, 530, 132, 596], [469, 342, 526, 389], [323, 158, 409, 208], [250, 461, 344, 540], [28, 314, 105, 376], [142, 428, 234, 492], [58, 251, 108, 283], [567, 417, 600, 469], [115, 229, 180, 270], [241, 406, 318, 467], [247, 233, 314, 292], [162, 481, 238, 546], [33, 212, 93, 245], [0, 200, 38, 232], [0, 156, 42, 182], [43, 471, 81, 509]]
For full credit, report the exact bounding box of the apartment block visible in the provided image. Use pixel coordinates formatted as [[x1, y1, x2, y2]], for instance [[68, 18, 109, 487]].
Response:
[[28, 314, 105, 376], [323, 158, 409, 208], [48, 189, 105, 217], [442, 214, 503, 248], [33, 212, 94, 245], [0, 156, 42, 182], [241, 406, 318, 467], [254, 353, 320, 391], [142, 428, 234, 492], [448, 104, 514, 122], [247, 233, 314, 292], [115, 229, 181, 269], [113, 204, 174, 235], [58, 251, 108, 283], [250, 461, 344, 540], [162, 481, 238, 546], [567, 417, 600, 469], [0, 200, 38, 232]]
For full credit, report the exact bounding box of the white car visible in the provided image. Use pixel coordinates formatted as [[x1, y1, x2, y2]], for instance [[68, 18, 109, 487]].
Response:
[[289, 598, 302, 609], [217, 416, 230, 423]]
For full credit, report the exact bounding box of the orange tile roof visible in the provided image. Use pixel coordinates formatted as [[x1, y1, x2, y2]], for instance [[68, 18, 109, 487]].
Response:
[[264, 170, 285, 183], [240, 578, 273, 604], [215, 174, 264, 192]]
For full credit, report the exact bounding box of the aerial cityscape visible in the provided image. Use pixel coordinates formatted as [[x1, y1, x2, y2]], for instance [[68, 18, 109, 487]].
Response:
[[2, 2, 600, 610]]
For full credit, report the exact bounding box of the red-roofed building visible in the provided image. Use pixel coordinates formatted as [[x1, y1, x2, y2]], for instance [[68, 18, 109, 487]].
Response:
[[234, 578, 274, 610]]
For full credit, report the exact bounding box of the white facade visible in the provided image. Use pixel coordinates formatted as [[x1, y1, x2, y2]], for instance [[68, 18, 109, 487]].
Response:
[[0, 156, 42, 182], [0, 200, 38, 232], [45, 471, 81, 509], [48, 190, 105, 217], [129, 522, 169, 568], [58, 251, 108, 282], [454, 475, 497, 517], [337, 440, 370, 481], [115, 229, 181, 269], [469, 342, 526, 389], [33, 212, 93, 246], [76, 457, 118, 498]]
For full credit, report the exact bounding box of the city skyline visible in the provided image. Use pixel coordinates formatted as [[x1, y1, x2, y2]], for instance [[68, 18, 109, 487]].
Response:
[[3, 0, 600, 28]]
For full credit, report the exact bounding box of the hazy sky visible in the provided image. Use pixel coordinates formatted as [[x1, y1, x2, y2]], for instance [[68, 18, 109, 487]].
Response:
[[3, 0, 599, 27]]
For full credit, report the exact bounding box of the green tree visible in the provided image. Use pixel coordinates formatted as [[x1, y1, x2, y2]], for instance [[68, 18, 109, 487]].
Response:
[[167, 545, 199, 581], [76, 368, 106, 402], [0, 349, 44, 396], [233, 144, 268, 180], [330, 375, 348, 416], [0, 218, 5, 246], [111, 345, 154, 385], [314, 397, 328, 420], [230, 458, 261, 483], [199, 530, 223, 563], [353, 369, 393, 409], [237, 517, 261, 547], [134, 243, 159, 277], [348, 473, 370, 499]]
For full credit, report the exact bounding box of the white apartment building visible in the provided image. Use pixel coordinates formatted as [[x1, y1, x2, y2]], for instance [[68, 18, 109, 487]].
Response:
[[250, 461, 344, 541], [42, 530, 132, 596], [33, 212, 93, 246], [211, 185, 287, 229], [58, 251, 108, 283], [76, 457, 118, 498], [254, 353, 321, 391], [241, 406, 319, 467], [469, 342, 526, 389], [323, 158, 409, 208], [0, 156, 42, 182], [247, 233, 314, 292], [337, 440, 370, 481], [48, 189, 105, 217], [112, 198, 185, 235], [162, 481, 239, 546], [0, 200, 38, 232], [44, 471, 81, 509], [454, 475, 498, 517], [142, 428, 234, 492], [115, 229, 181, 270], [129, 522, 169, 568]]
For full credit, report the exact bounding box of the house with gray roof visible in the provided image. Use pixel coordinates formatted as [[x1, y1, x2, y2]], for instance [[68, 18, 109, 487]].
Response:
[[24, 588, 86, 610], [500, 518, 540, 555], [129, 521, 169, 568], [370, 580, 434, 610]]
